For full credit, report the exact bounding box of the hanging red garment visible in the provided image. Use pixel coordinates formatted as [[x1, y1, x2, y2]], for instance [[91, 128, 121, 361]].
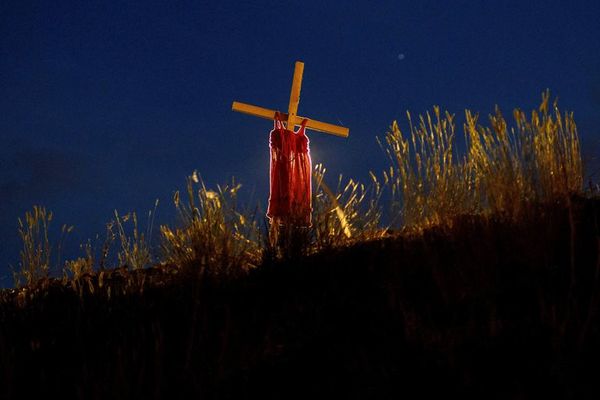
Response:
[[267, 113, 312, 227]]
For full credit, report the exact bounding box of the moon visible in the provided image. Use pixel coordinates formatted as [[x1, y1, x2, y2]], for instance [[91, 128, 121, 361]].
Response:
[[398, 53, 405, 61]]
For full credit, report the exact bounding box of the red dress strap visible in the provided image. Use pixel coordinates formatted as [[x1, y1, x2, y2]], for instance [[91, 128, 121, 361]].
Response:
[[273, 111, 284, 130]]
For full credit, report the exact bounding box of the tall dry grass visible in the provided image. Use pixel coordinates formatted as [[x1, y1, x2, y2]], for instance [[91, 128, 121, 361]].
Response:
[[311, 164, 384, 250], [113, 200, 158, 271], [159, 172, 261, 277], [13, 206, 72, 287], [380, 91, 582, 230], [11, 91, 584, 287]]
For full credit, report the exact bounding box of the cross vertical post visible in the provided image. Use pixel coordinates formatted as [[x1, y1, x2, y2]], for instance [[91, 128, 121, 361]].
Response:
[[286, 61, 304, 131]]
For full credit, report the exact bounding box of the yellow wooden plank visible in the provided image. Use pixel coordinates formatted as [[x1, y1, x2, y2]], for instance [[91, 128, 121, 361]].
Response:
[[286, 61, 304, 129], [232, 101, 349, 138], [232, 101, 276, 120], [304, 118, 349, 138]]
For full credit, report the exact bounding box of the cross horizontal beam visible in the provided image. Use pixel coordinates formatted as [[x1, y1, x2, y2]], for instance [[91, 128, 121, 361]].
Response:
[[232, 101, 349, 138]]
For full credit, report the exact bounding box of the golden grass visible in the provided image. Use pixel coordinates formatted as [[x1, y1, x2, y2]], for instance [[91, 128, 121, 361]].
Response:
[[380, 91, 582, 231], [311, 164, 384, 250], [11, 91, 584, 287], [13, 206, 72, 287], [159, 172, 261, 277], [63, 241, 94, 281], [113, 202, 157, 270]]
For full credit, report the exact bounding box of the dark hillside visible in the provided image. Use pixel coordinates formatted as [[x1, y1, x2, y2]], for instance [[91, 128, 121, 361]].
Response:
[[1, 196, 600, 399]]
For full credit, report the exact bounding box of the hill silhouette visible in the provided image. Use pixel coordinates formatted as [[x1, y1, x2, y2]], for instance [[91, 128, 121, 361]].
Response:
[[1, 196, 599, 399]]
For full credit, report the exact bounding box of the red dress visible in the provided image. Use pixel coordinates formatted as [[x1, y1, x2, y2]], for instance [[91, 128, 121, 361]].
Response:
[[267, 113, 312, 226]]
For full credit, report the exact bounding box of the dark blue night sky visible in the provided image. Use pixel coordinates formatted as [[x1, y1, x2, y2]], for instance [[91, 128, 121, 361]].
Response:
[[1, 0, 599, 286]]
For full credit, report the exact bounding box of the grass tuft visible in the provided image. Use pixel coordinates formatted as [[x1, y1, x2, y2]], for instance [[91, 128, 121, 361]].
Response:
[[13, 206, 72, 287], [159, 172, 261, 277], [312, 164, 384, 250]]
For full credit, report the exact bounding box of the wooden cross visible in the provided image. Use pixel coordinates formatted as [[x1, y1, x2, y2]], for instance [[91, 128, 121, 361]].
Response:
[[232, 61, 349, 138]]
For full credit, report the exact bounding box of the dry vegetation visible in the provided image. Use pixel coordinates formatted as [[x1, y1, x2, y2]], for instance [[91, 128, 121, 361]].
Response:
[[9, 91, 585, 289], [160, 173, 261, 277], [3, 91, 598, 399], [380, 90, 582, 229]]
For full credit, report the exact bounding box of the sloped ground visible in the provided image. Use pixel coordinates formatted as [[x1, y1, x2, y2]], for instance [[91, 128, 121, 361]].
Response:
[[1, 197, 600, 399]]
